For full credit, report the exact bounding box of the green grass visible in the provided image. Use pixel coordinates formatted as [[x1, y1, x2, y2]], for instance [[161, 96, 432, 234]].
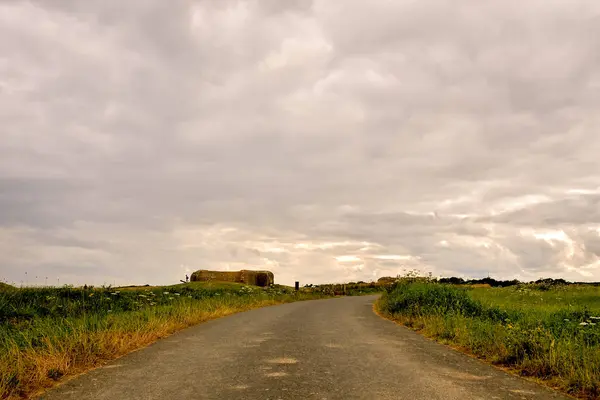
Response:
[[377, 281, 600, 399], [300, 282, 382, 296], [117, 281, 253, 291], [470, 284, 600, 314], [0, 282, 330, 399]]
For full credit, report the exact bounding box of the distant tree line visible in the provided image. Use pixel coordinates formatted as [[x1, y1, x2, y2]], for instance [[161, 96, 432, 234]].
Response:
[[437, 277, 600, 287], [303, 277, 600, 290]]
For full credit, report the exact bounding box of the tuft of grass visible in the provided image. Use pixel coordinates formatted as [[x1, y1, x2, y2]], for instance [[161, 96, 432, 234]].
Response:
[[0, 283, 329, 399], [377, 281, 600, 399]]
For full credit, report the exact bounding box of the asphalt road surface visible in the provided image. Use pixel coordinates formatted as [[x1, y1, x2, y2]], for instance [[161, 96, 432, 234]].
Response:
[[38, 296, 569, 400]]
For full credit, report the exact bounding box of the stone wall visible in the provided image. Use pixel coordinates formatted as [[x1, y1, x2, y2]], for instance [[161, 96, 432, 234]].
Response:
[[190, 269, 274, 287], [190, 270, 241, 283]]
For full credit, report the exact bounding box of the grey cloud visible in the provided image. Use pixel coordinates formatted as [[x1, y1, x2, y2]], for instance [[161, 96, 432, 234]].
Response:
[[1, 0, 600, 285], [0, 178, 87, 227], [257, 0, 314, 15], [485, 194, 600, 226], [579, 231, 600, 257]]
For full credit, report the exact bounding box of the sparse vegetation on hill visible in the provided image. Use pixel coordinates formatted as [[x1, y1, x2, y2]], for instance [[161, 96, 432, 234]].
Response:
[[0, 281, 329, 399], [377, 278, 600, 399], [0, 283, 14, 291]]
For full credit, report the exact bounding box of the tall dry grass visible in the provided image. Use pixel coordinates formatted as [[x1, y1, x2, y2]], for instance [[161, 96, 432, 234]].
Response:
[[0, 285, 326, 399]]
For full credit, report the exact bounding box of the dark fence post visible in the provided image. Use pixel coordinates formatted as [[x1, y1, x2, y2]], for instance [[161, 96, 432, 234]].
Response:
[[295, 281, 299, 291]]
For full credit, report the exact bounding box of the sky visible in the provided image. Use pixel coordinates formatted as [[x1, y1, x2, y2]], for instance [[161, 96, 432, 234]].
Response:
[[1, 0, 600, 287]]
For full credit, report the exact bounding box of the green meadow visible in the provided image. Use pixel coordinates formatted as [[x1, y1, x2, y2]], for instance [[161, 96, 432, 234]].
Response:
[[377, 280, 600, 399]]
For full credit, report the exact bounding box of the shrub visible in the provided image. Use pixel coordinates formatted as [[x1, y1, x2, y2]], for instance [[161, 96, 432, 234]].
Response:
[[382, 281, 483, 317]]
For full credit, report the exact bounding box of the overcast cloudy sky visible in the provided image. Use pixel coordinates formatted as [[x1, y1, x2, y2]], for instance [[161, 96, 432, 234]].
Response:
[[1, 0, 600, 286]]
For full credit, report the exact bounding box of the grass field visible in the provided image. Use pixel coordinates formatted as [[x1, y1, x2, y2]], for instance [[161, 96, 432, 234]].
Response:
[[377, 280, 600, 399], [0, 281, 336, 400]]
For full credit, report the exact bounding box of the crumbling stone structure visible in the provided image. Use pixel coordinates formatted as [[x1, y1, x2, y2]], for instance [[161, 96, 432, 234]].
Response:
[[190, 270, 274, 287]]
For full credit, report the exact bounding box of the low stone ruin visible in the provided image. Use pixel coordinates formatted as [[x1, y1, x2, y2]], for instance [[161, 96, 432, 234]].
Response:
[[190, 270, 274, 287]]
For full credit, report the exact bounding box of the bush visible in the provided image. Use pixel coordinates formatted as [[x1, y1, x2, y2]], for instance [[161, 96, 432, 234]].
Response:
[[382, 281, 483, 317]]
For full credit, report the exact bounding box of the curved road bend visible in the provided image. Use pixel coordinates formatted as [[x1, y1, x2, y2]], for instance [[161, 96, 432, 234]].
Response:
[[38, 296, 569, 400]]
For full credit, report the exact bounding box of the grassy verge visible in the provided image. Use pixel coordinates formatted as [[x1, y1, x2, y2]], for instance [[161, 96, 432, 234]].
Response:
[[376, 280, 600, 399], [0, 282, 329, 399], [299, 282, 382, 296]]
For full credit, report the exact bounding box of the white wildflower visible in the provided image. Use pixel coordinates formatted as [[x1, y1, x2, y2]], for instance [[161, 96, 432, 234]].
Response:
[[174, 293, 180, 296], [580, 322, 589, 326], [163, 292, 169, 295]]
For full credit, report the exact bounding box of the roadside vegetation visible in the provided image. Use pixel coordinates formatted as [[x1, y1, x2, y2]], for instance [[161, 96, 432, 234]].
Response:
[[0, 281, 338, 399], [301, 281, 382, 296], [377, 276, 600, 399], [0, 284, 13, 292]]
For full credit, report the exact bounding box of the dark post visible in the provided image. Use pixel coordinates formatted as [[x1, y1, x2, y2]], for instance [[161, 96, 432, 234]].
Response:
[[295, 281, 299, 291]]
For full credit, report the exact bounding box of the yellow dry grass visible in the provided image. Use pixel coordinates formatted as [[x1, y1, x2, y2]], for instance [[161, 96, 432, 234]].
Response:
[[2, 298, 284, 400]]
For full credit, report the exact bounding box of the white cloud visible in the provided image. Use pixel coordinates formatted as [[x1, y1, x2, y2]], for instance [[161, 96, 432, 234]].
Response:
[[373, 255, 414, 261], [335, 256, 361, 263]]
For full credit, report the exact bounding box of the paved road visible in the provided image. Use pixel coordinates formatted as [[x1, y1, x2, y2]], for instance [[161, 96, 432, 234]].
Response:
[[38, 296, 569, 400]]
